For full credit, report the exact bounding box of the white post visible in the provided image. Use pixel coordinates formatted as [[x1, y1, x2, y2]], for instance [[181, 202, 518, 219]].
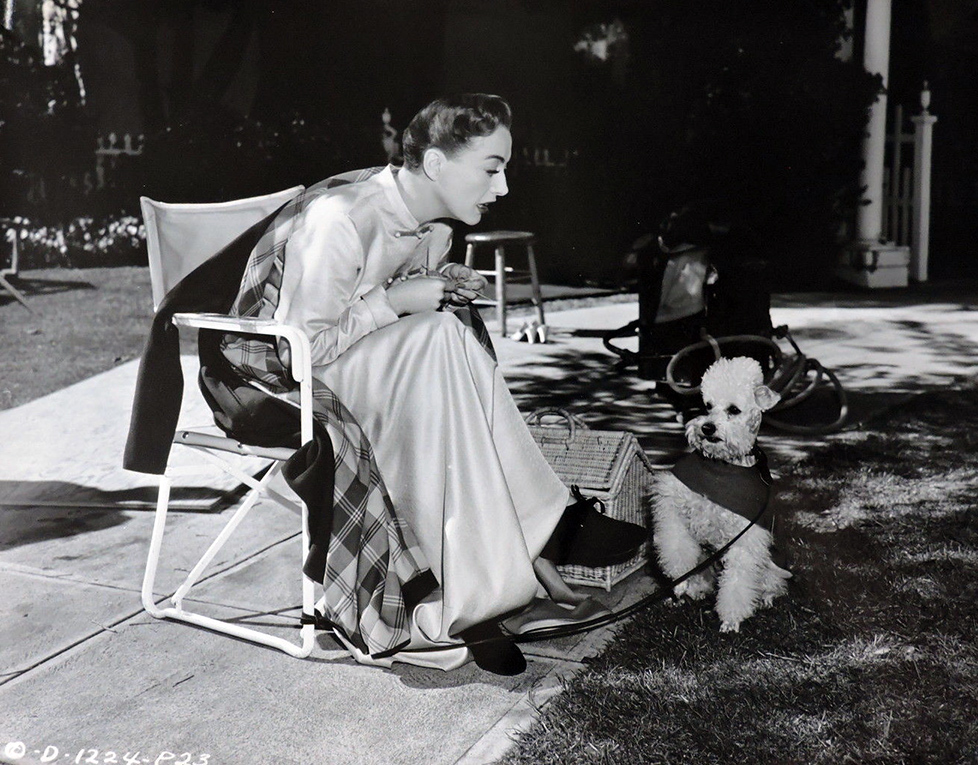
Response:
[[856, 0, 893, 243], [911, 84, 937, 282], [839, 0, 910, 289]]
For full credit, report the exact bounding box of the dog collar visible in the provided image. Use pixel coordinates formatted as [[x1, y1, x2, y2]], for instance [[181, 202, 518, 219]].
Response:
[[671, 450, 773, 530]]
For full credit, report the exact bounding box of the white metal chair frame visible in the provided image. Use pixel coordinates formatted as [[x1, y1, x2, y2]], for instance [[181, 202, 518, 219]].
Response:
[[2, 228, 34, 312], [139, 190, 318, 658]]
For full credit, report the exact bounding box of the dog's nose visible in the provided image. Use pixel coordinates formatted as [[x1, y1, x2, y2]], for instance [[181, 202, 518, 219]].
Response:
[[700, 422, 716, 436]]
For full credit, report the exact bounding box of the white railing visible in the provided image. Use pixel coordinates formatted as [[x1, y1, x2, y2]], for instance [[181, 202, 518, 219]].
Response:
[[94, 132, 144, 191], [883, 85, 937, 281], [517, 146, 578, 170]]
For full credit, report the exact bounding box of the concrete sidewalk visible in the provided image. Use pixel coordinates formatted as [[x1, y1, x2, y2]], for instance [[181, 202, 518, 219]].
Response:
[[2, 283, 977, 765]]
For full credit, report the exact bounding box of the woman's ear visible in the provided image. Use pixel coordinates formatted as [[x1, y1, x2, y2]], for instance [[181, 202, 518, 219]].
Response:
[[422, 148, 446, 181]]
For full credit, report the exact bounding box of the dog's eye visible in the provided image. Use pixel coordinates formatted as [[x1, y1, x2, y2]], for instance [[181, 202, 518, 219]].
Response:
[[726, 405, 741, 416], [704, 402, 713, 411]]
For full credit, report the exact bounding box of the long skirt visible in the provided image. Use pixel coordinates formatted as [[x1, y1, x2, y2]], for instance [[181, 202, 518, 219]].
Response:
[[315, 311, 569, 669]]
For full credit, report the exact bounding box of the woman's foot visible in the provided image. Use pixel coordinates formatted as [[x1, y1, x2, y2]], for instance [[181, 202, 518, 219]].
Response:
[[502, 596, 611, 635], [533, 557, 589, 605]]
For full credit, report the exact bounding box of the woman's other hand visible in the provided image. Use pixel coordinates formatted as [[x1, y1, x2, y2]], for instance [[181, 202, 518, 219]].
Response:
[[386, 276, 451, 315], [440, 263, 489, 305]]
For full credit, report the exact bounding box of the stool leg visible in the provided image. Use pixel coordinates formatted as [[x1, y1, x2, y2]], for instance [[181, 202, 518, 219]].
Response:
[[464, 242, 475, 268], [526, 242, 545, 328], [495, 245, 507, 336]]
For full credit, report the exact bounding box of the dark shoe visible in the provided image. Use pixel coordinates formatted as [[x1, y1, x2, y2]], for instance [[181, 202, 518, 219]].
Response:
[[541, 486, 646, 568], [456, 621, 526, 676]]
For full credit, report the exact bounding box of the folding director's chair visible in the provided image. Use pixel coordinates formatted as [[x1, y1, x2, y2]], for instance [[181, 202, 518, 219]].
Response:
[[138, 186, 319, 658]]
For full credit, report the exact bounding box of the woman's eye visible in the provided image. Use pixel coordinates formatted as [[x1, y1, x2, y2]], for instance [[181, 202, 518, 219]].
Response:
[[726, 405, 741, 416]]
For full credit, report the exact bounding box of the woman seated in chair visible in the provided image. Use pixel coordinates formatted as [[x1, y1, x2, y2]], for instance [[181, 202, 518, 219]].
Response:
[[220, 94, 643, 674]]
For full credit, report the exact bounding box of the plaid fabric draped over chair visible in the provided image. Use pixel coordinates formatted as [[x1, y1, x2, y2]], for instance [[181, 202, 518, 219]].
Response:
[[220, 171, 495, 659]]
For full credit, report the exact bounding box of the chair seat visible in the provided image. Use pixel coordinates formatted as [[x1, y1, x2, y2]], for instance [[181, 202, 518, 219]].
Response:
[[464, 230, 534, 244], [175, 429, 297, 462]]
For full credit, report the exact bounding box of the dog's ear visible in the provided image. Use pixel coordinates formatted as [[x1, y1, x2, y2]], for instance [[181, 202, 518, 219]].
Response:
[[754, 384, 780, 412]]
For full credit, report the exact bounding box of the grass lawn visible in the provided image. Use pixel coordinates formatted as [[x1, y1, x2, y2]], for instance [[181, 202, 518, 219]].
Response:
[[503, 388, 978, 764], [0, 267, 154, 409]]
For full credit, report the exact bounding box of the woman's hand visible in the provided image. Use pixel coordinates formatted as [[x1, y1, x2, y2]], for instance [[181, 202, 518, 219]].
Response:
[[440, 263, 489, 305], [386, 276, 451, 315]]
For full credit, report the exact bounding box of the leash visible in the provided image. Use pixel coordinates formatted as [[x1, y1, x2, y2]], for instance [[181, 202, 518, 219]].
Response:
[[352, 490, 772, 659]]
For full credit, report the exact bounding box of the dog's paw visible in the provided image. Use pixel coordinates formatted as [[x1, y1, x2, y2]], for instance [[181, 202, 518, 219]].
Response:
[[719, 620, 741, 633], [684, 575, 714, 600], [671, 580, 691, 599]]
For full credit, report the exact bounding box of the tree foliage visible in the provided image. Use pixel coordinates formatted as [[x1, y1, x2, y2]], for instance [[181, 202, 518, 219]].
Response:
[[0, 25, 95, 220], [513, 0, 883, 287]]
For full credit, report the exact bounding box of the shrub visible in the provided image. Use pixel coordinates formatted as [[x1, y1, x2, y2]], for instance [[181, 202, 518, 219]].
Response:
[[139, 106, 360, 203], [0, 26, 96, 225], [3, 212, 146, 269]]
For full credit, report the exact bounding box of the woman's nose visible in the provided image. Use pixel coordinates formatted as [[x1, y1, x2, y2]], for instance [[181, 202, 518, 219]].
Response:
[[491, 170, 509, 197]]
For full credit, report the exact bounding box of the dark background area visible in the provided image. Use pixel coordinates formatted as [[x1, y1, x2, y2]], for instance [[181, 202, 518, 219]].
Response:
[[2, 0, 976, 286]]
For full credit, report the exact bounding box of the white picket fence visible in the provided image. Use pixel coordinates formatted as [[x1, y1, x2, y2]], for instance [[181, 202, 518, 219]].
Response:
[[94, 132, 144, 191], [883, 86, 937, 282]]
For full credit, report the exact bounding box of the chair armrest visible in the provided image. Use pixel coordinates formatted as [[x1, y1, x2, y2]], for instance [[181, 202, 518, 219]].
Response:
[[172, 311, 316, 446], [171, 312, 313, 385]]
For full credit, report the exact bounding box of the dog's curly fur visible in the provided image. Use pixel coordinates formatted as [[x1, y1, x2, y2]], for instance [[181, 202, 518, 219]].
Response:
[[651, 357, 791, 632]]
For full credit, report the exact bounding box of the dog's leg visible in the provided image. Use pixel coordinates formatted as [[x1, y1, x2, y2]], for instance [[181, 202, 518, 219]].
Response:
[[715, 525, 771, 632], [652, 498, 712, 600], [759, 561, 791, 607]]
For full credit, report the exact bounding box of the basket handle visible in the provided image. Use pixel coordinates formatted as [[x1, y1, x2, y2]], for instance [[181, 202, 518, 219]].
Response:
[[524, 407, 588, 441]]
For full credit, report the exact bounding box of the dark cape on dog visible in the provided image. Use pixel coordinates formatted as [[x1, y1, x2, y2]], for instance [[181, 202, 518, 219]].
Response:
[[671, 450, 773, 531]]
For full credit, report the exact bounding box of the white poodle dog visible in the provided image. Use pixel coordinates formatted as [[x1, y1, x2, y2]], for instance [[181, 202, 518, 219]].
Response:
[[651, 356, 791, 632]]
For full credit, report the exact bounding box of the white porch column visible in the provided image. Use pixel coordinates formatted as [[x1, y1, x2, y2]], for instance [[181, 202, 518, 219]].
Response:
[[857, 0, 893, 242], [839, 0, 910, 289]]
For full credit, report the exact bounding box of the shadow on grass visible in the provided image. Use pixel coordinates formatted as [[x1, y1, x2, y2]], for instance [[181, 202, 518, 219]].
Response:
[[0, 275, 96, 307]]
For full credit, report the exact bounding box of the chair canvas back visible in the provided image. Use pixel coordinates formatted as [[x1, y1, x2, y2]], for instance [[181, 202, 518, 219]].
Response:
[[141, 186, 304, 311]]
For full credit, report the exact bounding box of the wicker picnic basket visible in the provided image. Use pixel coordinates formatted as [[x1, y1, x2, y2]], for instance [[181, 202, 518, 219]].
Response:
[[524, 408, 656, 590]]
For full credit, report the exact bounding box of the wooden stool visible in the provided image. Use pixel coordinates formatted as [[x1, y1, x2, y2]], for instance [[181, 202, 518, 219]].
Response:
[[464, 230, 545, 337]]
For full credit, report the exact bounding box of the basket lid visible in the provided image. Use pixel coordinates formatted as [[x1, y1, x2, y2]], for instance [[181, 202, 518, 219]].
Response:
[[534, 428, 638, 492]]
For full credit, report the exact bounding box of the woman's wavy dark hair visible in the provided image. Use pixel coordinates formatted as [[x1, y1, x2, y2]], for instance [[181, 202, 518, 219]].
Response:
[[401, 94, 512, 170]]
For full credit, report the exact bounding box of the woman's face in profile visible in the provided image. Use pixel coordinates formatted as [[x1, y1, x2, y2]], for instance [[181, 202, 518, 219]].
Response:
[[434, 127, 512, 225]]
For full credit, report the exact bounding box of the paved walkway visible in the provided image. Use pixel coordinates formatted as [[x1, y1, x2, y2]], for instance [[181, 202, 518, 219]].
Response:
[[1, 281, 976, 765]]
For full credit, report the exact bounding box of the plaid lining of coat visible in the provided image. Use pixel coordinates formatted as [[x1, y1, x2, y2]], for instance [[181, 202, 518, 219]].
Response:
[[220, 168, 495, 659]]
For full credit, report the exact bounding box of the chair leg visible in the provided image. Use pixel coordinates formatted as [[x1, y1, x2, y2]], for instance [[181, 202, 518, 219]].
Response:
[[142, 465, 315, 658], [0, 274, 34, 313], [141, 474, 173, 619], [495, 245, 507, 336], [172, 464, 283, 607], [526, 242, 545, 328]]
